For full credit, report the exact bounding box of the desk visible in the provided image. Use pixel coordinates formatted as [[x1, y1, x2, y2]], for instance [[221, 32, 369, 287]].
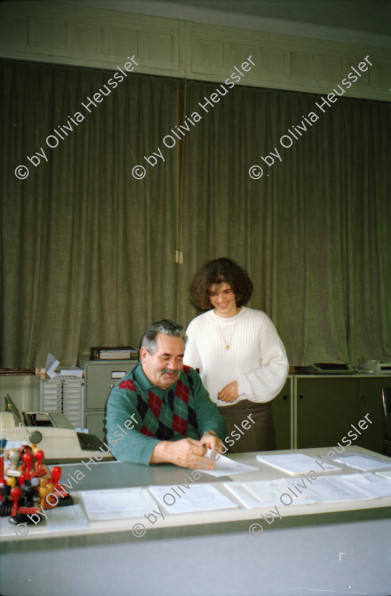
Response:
[[1, 447, 391, 596]]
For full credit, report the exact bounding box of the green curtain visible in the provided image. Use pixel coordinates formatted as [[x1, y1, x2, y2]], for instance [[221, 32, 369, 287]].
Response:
[[1, 59, 390, 367], [1, 59, 179, 366], [178, 81, 391, 365]]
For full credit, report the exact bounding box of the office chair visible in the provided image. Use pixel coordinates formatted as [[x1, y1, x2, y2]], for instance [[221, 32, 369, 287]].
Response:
[[382, 387, 391, 456]]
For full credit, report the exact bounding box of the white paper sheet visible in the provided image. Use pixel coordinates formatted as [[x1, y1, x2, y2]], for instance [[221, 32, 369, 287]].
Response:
[[45, 352, 60, 378], [342, 472, 391, 498], [195, 450, 259, 477], [225, 472, 381, 508], [225, 471, 389, 509], [256, 453, 339, 475], [80, 487, 158, 521], [148, 483, 238, 514], [223, 480, 293, 508], [46, 504, 89, 531], [59, 368, 83, 377], [333, 453, 391, 472], [375, 470, 391, 481], [246, 478, 316, 505], [302, 474, 374, 502]]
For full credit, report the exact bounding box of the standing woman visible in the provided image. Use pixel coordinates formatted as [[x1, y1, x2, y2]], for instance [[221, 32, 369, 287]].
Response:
[[184, 257, 289, 452]]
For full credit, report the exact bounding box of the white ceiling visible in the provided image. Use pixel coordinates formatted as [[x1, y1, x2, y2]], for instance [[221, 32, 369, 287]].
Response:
[[18, 0, 391, 47], [154, 0, 391, 35]]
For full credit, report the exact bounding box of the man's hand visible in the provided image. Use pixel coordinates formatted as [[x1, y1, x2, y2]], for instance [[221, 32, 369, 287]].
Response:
[[150, 437, 215, 469], [217, 380, 238, 403], [200, 431, 224, 452]]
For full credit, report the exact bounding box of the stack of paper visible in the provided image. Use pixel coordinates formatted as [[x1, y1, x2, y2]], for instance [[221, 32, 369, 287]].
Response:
[[224, 470, 390, 509], [332, 453, 391, 472], [301, 475, 374, 502], [59, 367, 83, 377], [148, 483, 238, 515], [80, 487, 158, 521], [344, 472, 391, 498], [225, 478, 315, 509], [256, 453, 339, 475], [222, 482, 266, 509], [46, 504, 89, 531], [376, 470, 391, 481]]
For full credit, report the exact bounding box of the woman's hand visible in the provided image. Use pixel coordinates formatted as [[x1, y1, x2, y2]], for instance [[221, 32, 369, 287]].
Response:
[[217, 380, 238, 403]]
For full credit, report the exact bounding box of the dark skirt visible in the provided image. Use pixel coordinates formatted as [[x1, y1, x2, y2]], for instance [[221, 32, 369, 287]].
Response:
[[218, 399, 276, 453]]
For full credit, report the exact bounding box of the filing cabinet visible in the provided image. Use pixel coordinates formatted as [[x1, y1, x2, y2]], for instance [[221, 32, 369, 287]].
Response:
[[271, 378, 292, 449], [83, 360, 138, 441], [40, 376, 84, 428], [296, 376, 385, 453]]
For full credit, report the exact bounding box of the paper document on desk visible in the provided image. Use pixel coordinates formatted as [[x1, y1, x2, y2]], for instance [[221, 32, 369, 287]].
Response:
[[148, 483, 238, 515], [223, 482, 267, 508], [80, 487, 158, 521], [256, 453, 339, 475], [302, 474, 374, 502], [46, 504, 89, 531], [248, 478, 315, 505], [195, 450, 259, 477], [344, 472, 391, 498], [225, 478, 315, 509], [375, 470, 391, 481], [332, 453, 391, 472], [225, 472, 385, 508]]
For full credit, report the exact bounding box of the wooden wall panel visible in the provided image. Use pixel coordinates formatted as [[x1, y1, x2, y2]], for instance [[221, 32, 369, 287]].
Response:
[[0, 1, 389, 101], [32, 17, 68, 50]]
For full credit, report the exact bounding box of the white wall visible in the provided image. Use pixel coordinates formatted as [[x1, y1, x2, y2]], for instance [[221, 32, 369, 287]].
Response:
[[0, 375, 40, 412]]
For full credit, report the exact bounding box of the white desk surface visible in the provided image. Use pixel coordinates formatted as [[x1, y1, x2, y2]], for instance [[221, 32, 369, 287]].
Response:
[[1, 446, 391, 542], [1, 446, 391, 596]]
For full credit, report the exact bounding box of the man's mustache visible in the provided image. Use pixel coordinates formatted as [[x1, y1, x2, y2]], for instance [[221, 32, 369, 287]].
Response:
[[161, 368, 180, 376]]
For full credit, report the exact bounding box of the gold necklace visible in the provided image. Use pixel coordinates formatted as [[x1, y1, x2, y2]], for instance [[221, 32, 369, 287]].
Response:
[[221, 309, 240, 350]]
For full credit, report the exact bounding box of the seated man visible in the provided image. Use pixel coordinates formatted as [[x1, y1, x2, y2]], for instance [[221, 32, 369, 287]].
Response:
[[105, 319, 226, 468]]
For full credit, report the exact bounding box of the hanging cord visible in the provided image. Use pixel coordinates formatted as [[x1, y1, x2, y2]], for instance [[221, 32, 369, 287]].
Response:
[[175, 81, 185, 265]]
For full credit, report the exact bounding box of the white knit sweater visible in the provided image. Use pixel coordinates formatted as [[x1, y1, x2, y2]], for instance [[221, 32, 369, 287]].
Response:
[[184, 307, 289, 406]]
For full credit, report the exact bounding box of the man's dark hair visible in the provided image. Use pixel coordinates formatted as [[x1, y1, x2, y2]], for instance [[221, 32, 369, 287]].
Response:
[[141, 319, 187, 355], [190, 257, 254, 310]]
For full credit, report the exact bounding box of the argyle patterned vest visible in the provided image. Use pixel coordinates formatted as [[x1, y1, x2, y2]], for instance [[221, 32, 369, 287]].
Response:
[[118, 365, 200, 441]]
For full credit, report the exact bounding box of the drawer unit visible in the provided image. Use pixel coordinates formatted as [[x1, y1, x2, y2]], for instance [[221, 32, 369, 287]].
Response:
[[83, 360, 138, 440]]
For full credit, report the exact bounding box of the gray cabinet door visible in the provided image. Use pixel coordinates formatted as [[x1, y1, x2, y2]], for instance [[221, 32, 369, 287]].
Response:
[[84, 360, 138, 440], [297, 378, 359, 448], [272, 379, 292, 449], [85, 361, 137, 409]]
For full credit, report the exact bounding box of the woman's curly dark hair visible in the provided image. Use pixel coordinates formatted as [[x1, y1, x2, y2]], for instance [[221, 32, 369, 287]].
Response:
[[190, 257, 254, 310]]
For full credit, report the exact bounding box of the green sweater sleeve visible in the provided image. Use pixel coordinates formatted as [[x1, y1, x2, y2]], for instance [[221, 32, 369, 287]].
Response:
[[105, 381, 159, 465]]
